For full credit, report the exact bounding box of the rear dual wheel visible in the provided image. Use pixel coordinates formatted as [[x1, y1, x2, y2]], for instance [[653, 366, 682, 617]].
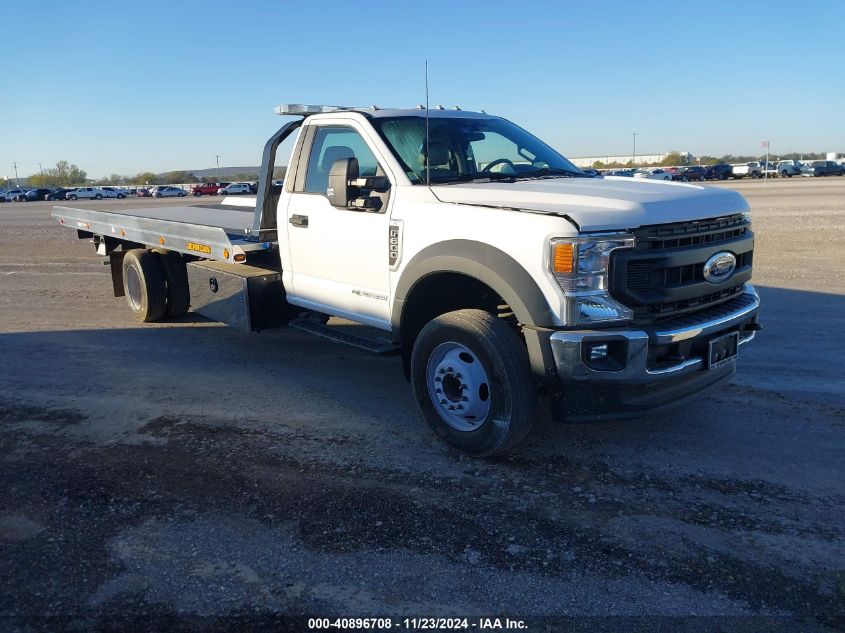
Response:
[[122, 249, 190, 322], [411, 309, 537, 457]]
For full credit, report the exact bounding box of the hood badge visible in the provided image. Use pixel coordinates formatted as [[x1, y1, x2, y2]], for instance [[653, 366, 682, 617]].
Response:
[[703, 252, 737, 283]]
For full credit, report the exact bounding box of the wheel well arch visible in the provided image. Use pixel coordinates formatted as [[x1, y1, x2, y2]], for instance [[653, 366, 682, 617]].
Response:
[[392, 240, 558, 381], [397, 272, 509, 380]]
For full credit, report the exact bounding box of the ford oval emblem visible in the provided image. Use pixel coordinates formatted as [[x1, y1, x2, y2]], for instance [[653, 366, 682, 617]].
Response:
[[703, 252, 737, 283]]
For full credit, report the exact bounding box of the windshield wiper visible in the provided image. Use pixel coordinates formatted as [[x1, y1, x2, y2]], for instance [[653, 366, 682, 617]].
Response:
[[516, 167, 587, 179], [430, 172, 516, 185]]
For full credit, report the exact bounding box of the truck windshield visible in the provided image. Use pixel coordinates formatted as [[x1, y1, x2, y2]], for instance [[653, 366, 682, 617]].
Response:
[[371, 116, 583, 184]]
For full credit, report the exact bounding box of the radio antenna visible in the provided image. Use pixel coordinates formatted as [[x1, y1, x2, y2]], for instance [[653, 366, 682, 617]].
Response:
[[425, 60, 431, 187]]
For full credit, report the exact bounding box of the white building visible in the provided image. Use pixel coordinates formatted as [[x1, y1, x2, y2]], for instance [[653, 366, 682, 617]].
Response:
[[569, 152, 693, 168]]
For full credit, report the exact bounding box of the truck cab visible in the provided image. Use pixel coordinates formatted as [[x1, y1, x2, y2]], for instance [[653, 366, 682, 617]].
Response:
[[54, 104, 761, 456]]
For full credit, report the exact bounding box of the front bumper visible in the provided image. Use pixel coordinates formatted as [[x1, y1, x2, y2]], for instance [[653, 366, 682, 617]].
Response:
[[547, 285, 760, 421]]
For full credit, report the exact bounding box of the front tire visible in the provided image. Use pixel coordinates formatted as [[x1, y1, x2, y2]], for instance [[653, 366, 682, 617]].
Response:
[[122, 249, 167, 323], [95, 194, 102, 199], [69, 195, 77, 200], [411, 309, 537, 457]]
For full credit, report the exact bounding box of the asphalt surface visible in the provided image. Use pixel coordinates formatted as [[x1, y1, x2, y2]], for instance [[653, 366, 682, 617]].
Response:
[[1, 178, 843, 630]]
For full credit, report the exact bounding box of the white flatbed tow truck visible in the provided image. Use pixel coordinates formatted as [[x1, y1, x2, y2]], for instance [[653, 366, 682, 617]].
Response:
[[54, 103, 761, 456]]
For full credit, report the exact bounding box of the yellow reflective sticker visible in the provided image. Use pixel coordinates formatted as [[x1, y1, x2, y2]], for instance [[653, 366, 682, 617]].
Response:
[[186, 242, 212, 254]]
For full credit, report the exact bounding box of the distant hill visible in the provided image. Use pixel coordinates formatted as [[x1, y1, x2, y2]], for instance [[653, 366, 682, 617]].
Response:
[[182, 166, 262, 178]]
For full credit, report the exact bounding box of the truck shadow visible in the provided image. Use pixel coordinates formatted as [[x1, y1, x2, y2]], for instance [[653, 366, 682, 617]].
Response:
[[1, 284, 843, 462], [2, 285, 843, 620]]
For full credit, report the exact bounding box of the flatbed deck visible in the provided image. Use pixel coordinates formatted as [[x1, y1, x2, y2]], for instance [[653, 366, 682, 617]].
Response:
[[52, 203, 273, 263]]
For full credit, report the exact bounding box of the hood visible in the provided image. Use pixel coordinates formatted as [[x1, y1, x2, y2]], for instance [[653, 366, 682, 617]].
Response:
[[431, 176, 749, 232]]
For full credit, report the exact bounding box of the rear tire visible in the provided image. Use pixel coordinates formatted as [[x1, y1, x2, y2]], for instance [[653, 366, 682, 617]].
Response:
[[95, 194, 102, 199], [152, 249, 190, 318], [411, 309, 537, 457], [122, 249, 167, 323]]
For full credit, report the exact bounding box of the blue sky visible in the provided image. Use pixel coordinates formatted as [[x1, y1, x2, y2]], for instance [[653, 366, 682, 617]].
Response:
[[1, 1, 843, 178]]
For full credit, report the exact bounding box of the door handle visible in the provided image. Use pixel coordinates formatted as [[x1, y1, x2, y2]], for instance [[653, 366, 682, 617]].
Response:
[[289, 214, 309, 228]]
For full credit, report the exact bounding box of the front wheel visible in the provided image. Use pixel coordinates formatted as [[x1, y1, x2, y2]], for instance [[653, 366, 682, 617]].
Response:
[[69, 195, 77, 200], [411, 309, 537, 457]]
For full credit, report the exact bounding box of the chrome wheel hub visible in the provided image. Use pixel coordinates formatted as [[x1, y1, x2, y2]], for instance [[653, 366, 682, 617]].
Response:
[[426, 342, 491, 431]]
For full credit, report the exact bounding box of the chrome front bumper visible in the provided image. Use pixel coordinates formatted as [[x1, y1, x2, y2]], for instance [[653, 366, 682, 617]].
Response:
[[549, 285, 760, 384]]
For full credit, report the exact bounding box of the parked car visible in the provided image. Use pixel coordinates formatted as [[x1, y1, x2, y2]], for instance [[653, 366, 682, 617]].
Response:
[[100, 187, 128, 199], [705, 163, 733, 180], [25, 188, 54, 201], [153, 186, 187, 198], [763, 163, 779, 178], [219, 182, 253, 195], [776, 160, 802, 178], [580, 169, 601, 178], [603, 169, 635, 177], [634, 168, 672, 181], [808, 160, 844, 177], [732, 162, 762, 179], [136, 188, 152, 197], [46, 188, 73, 201], [191, 182, 228, 196], [672, 166, 707, 182], [2, 188, 29, 202], [66, 187, 111, 200]]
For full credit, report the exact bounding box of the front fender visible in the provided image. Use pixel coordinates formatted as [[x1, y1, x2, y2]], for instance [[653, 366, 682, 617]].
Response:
[[392, 240, 559, 381]]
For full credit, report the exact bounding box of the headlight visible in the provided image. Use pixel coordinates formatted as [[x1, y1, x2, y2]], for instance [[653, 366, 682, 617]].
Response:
[[550, 235, 635, 325]]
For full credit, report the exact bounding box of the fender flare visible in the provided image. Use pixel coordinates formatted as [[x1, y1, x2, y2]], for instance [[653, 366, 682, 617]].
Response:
[[392, 240, 560, 381]]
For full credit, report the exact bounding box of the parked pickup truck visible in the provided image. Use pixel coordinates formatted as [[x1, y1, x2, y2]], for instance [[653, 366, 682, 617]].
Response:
[[776, 160, 802, 178], [52, 103, 761, 456], [191, 182, 229, 196], [732, 162, 762, 179]]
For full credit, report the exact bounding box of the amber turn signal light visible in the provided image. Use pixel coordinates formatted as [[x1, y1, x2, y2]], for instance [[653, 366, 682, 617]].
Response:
[[553, 243, 574, 274]]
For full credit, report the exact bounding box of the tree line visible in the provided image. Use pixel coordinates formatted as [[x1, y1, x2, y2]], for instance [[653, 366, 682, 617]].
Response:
[[2, 162, 290, 189]]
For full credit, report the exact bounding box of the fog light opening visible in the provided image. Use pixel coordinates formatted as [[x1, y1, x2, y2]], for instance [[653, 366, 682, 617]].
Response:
[[582, 339, 626, 372]]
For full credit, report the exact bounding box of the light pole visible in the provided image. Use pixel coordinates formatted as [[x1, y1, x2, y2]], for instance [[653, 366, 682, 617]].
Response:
[[215, 155, 220, 183], [632, 133, 638, 166], [13, 162, 20, 187]]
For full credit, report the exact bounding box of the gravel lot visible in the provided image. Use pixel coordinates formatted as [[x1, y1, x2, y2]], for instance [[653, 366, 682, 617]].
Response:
[[1, 178, 843, 630]]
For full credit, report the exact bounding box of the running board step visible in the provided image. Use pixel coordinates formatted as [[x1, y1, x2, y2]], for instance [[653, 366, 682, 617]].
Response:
[[289, 319, 400, 355]]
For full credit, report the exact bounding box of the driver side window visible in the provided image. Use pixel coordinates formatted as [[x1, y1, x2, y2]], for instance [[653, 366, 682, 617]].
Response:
[[304, 126, 380, 194]]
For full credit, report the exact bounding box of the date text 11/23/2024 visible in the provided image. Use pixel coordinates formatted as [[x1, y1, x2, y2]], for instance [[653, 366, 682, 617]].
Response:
[[308, 617, 528, 630]]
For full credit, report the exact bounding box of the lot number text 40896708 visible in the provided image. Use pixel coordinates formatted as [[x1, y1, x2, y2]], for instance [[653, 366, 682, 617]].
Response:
[[307, 617, 528, 630]]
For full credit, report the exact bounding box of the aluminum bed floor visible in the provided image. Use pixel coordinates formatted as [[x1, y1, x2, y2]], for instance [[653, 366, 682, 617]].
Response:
[[52, 204, 272, 263]]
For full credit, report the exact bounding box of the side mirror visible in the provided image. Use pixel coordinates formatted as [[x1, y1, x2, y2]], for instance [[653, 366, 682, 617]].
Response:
[[327, 157, 358, 207]]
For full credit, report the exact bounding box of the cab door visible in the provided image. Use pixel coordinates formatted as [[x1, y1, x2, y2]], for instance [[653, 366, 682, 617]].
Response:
[[283, 122, 393, 330]]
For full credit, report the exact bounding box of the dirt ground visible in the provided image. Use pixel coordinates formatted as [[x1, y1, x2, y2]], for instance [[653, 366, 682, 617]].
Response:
[[0, 178, 843, 630]]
